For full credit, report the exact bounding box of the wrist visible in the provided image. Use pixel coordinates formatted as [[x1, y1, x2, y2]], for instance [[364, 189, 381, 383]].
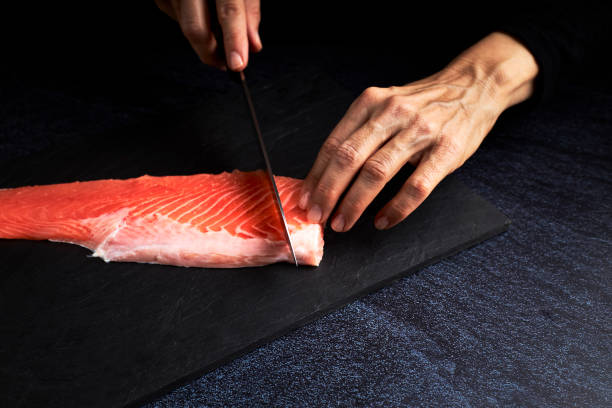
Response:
[[440, 32, 539, 111]]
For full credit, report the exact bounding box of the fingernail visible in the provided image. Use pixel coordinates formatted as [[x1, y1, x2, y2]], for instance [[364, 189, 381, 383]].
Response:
[[255, 33, 263, 50], [229, 51, 243, 70], [307, 204, 322, 224], [331, 214, 345, 232], [375, 216, 388, 230], [299, 191, 310, 210]]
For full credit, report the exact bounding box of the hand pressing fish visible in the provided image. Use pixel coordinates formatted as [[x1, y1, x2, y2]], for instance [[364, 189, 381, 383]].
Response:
[[0, 170, 324, 268]]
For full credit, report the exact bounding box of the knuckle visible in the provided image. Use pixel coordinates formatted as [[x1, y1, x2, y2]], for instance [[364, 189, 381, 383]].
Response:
[[362, 158, 389, 184], [408, 179, 431, 200], [402, 112, 431, 139], [320, 139, 340, 160], [388, 200, 410, 219], [411, 111, 426, 127], [415, 119, 431, 136], [360, 86, 383, 103], [383, 95, 417, 122], [314, 182, 334, 201], [392, 102, 412, 118], [218, 1, 242, 20], [334, 142, 361, 167]]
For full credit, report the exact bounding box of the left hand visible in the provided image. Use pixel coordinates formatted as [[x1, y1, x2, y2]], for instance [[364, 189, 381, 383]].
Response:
[[298, 32, 538, 231]]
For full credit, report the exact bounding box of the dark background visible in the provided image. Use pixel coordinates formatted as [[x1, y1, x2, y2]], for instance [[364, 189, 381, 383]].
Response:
[[1, 1, 611, 407], [2, 1, 610, 161], [3, 2, 610, 88]]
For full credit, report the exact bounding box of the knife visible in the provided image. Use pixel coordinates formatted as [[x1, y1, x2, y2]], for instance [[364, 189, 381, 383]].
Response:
[[238, 72, 299, 268], [207, 3, 299, 267]]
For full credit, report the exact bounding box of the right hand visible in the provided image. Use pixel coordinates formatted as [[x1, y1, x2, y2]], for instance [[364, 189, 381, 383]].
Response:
[[154, 0, 262, 71]]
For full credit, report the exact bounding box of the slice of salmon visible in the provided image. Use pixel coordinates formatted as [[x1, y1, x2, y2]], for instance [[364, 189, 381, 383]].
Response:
[[0, 170, 324, 268]]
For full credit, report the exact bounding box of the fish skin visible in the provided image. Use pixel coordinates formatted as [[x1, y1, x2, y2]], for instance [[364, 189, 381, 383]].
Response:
[[0, 170, 324, 268]]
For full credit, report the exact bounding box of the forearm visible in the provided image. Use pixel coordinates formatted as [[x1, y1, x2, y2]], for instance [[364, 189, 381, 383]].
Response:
[[439, 32, 539, 112]]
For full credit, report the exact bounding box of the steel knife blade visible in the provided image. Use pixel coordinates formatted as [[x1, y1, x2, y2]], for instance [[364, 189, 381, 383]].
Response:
[[237, 71, 299, 267]]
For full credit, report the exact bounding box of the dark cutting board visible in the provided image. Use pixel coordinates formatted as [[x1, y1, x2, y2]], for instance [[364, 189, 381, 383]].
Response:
[[0, 71, 509, 408]]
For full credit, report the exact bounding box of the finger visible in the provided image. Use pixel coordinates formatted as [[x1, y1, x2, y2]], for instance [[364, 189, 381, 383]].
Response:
[[330, 129, 432, 232], [299, 87, 384, 210], [305, 103, 409, 225], [180, 0, 226, 69], [172, 0, 182, 18], [155, 0, 177, 20], [245, 0, 262, 51], [216, 0, 248, 71], [375, 143, 455, 229]]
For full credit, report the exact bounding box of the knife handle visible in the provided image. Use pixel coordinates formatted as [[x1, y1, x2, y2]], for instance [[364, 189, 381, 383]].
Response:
[[207, 0, 242, 83]]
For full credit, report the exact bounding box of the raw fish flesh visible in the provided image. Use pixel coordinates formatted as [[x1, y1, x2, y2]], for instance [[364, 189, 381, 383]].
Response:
[[0, 170, 324, 268]]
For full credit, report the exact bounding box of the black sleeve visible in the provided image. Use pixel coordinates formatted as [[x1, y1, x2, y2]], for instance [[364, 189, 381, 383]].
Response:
[[496, 1, 611, 106]]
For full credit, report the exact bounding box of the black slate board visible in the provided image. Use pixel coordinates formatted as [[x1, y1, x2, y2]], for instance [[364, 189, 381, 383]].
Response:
[[0, 72, 509, 408]]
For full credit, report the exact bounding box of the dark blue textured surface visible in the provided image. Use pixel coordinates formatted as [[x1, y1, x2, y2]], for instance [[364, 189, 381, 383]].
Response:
[[2, 44, 610, 407]]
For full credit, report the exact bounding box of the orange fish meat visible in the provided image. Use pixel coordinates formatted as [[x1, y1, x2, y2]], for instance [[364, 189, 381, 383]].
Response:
[[0, 170, 324, 268]]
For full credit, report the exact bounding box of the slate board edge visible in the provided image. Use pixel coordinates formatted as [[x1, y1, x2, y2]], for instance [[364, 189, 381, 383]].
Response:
[[126, 218, 510, 408]]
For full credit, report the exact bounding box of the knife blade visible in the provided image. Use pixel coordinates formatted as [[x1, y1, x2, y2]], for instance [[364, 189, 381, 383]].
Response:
[[237, 71, 299, 268]]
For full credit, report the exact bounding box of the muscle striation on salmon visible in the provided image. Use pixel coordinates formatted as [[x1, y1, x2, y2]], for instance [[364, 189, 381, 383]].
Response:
[[0, 170, 324, 268]]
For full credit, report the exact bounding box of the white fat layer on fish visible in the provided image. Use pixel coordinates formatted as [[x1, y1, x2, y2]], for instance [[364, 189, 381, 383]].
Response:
[[68, 211, 323, 268]]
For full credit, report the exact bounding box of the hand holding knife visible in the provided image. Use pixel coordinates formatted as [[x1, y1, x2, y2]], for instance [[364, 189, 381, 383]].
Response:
[[154, 0, 262, 71]]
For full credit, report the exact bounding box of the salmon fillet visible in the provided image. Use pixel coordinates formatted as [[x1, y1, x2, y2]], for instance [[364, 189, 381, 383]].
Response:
[[0, 170, 324, 268]]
